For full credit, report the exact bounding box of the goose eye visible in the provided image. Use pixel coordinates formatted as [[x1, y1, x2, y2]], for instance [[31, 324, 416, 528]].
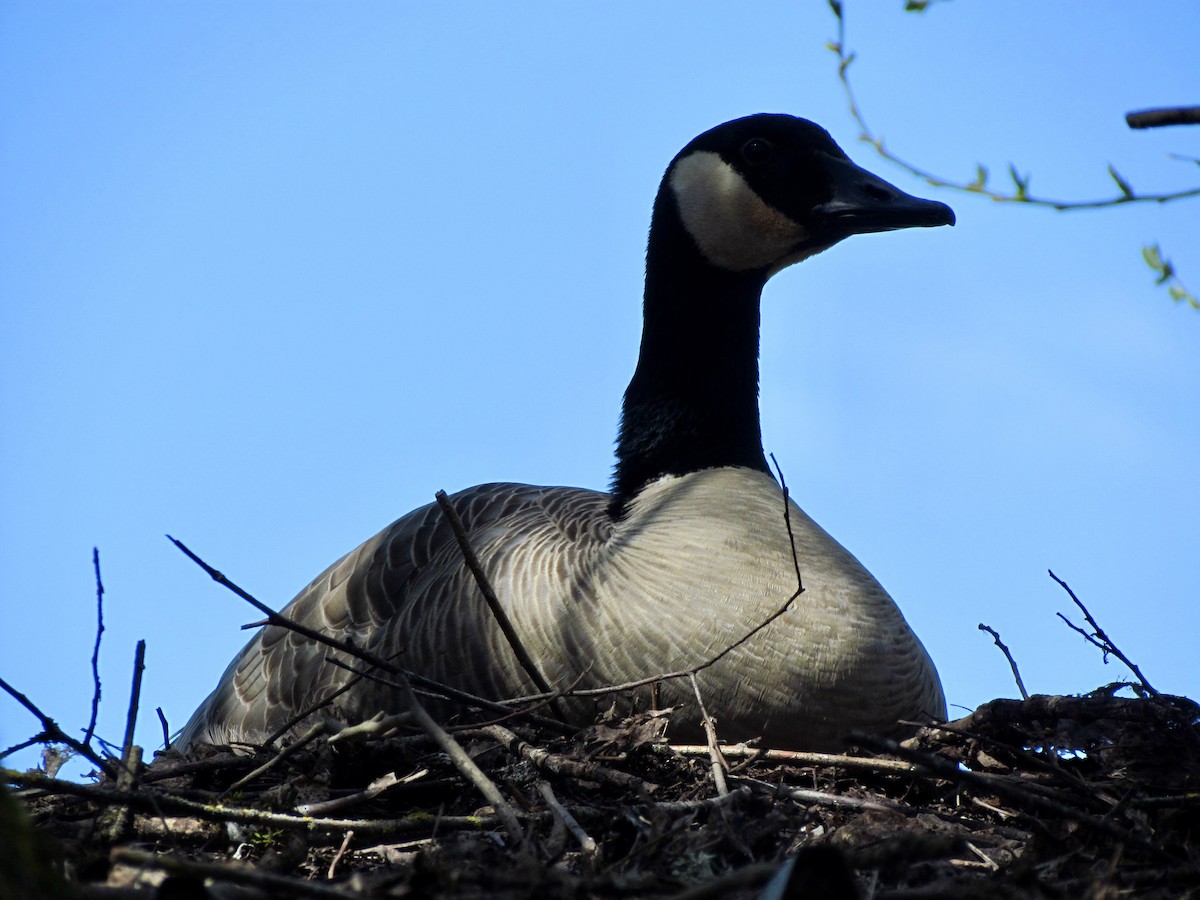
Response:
[[740, 138, 774, 165]]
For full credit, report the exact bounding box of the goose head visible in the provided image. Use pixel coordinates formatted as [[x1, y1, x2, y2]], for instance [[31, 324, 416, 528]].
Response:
[[613, 114, 954, 511], [665, 113, 955, 277]]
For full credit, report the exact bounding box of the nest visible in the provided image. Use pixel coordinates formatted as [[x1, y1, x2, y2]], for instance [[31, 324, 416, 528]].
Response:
[[6, 686, 1200, 899]]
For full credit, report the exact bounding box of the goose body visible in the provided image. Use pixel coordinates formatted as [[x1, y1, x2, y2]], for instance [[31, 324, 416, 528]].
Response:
[[177, 114, 951, 751]]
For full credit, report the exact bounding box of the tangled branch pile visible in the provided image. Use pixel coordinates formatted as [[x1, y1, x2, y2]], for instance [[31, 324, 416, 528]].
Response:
[[7, 685, 1200, 899]]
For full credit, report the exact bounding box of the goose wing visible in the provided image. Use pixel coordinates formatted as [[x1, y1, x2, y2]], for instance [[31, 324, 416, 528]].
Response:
[[174, 482, 610, 746]]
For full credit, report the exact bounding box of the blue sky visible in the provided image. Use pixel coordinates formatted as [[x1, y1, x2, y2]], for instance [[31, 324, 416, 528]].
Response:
[[3, 2, 1198, 778]]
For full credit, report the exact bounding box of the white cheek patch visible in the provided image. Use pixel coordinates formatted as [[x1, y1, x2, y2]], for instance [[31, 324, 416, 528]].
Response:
[[670, 150, 811, 272]]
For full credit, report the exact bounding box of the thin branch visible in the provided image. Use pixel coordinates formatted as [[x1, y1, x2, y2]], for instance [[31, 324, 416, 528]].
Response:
[[1049, 570, 1158, 697], [826, 6, 1200, 211], [1126, 106, 1200, 129], [689, 672, 730, 797], [119, 640, 146, 771], [849, 732, 1173, 862], [223, 721, 330, 796], [978, 624, 1029, 700], [394, 671, 528, 849], [84, 547, 105, 747], [668, 744, 922, 776], [501, 587, 801, 706], [537, 781, 598, 858], [475, 724, 655, 794], [3, 766, 494, 837], [0, 674, 116, 778], [155, 707, 170, 750], [434, 490, 563, 717], [168, 535, 572, 735], [327, 830, 355, 881], [112, 846, 366, 900], [769, 453, 805, 594]]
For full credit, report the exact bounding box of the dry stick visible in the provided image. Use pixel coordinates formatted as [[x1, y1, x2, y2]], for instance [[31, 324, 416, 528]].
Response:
[[977, 624, 1029, 700], [668, 744, 922, 776], [1126, 106, 1200, 129], [689, 672, 729, 798], [768, 453, 805, 594], [849, 732, 1176, 863], [537, 780, 598, 858], [261, 662, 374, 748], [3, 767, 495, 837], [0, 674, 116, 778], [1049, 570, 1159, 697], [475, 724, 656, 794], [328, 829, 354, 880], [113, 847, 362, 900], [103, 640, 148, 839], [789, 786, 906, 814], [168, 535, 572, 734], [84, 547, 106, 747], [502, 587, 800, 707], [223, 721, 330, 796], [298, 769, 423, 817], [394, 673, 528, 849], [169, 536, 528, 847], [320, 654, 568, 734], [119, 640, 146, 771], [434, 490, 564, 718], [154, 707, 170, 750]]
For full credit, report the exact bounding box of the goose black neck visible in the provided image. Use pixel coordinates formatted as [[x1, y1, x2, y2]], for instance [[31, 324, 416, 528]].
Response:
[[610, 193, 772, 516]]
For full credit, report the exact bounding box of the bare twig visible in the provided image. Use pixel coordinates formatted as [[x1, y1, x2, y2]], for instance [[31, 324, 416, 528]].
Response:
[[977, 624, 1029, 700], [826, 5, 1200, 211], [504, 588, 802, 709], [768, 454, 805, 594], [434, 490, 562, 717], [0, 674, 116, 778], [155, 707, 170, 750], [3, 767, 495, 837], [849, 732, 1173, 862], [790, 786, 906, 814], [119, 640, 146, 772], [1126, 106, 1200, 129], [168, 535, 573, 735], [327, 829, 354, 880], [84, 547, 106, 747], [223, 721, 331, 796], [669, 744, 922, 776], [298, 769, 426, 817], [261, 664, 377, 748], [475, 724, 656, 794], [690, 673, 729, 797], [1049, 570, 1158, 697], [537, 781, 598, 858], [113, 846, 362, 900], [395, 673, 528, 849]]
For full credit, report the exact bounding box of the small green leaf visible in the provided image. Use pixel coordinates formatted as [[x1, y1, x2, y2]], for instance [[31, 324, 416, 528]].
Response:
[[1168, 285, 1187, 302], [967, 164, 988, 192], [1107, 164, 1134, 198], [1008, 164, 1030, 201], [838, 51, 856, 75], [1142, 244, 1163, 270], [905, 0, 930, 10]]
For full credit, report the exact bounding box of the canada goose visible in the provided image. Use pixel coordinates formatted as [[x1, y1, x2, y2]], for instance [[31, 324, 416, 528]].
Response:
[[176, 114, 952, 752]]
